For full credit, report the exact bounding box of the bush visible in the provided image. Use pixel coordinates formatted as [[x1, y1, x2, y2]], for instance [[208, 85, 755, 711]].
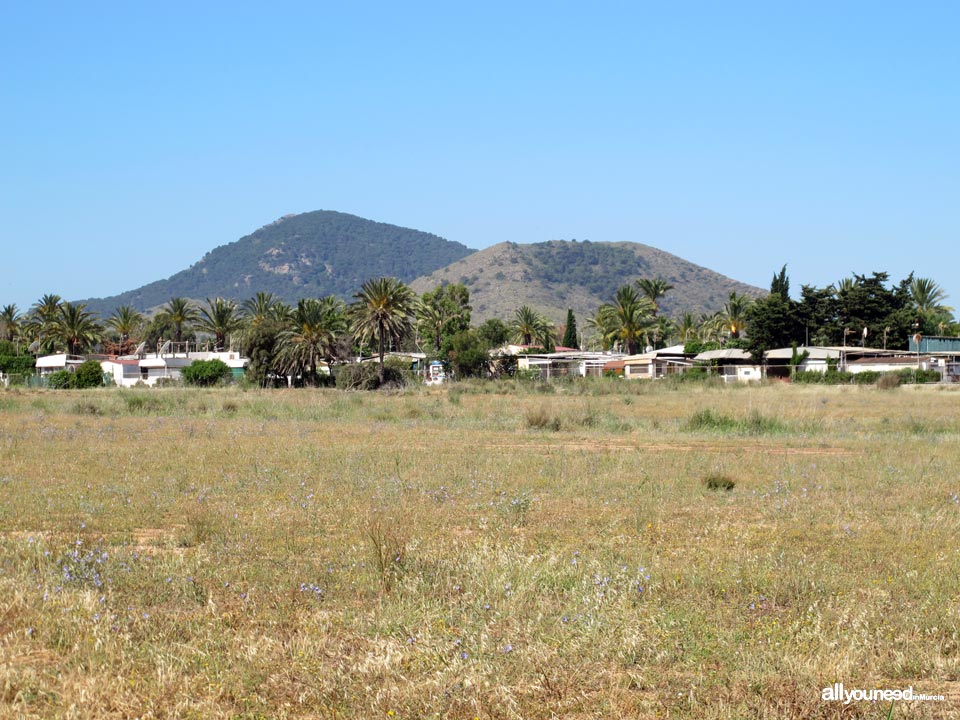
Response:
[[46, 370, 75, 389], [335, 360, 409, 390], [793, 369, 854, 385], [703, 474, 735, 491], [684, 408, 787, 435], [182, 359, 232, 387], [663, 366, 716, 385], [876, 373, 901, 390], [74, 360, 106, 389], [0, 355, 35, 376], [897, 368, 940, 384], [524, 405, 562, 431], [442, 329, 490, 379]]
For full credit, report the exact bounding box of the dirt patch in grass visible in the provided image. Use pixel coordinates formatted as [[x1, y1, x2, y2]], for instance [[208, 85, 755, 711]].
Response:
[[484, 440, 855, 456], [1, 650, 61, 668]]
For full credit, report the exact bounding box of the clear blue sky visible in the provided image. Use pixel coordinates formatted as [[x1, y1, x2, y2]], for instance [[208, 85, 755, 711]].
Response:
[[2, 2, 958, 314]]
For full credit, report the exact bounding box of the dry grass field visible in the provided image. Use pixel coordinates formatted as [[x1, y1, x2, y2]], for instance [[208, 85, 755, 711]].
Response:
[[1, 380, 959, 718]]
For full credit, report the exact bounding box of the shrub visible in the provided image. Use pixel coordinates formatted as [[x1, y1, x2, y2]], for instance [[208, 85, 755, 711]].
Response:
[[524, 405, 562, 431], [0, 355, 35, 376], [74, 360, 106, 389], [896, 368, 941, 384], [335, 360, 409, 391], [794, 369, 854, 385], [442, 329, 491, 378], [684, 408, 738, 432], [663, 366, 715, 384], [876, 373, 901, 390], [703, 474, 735, 491], [684, 408, 787, 435], [46, 370, 75, 389], [366, 520, 408, 593], [182, 359, 232, 387]]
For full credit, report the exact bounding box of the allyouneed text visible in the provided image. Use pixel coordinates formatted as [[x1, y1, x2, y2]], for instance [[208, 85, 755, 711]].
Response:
[[821, 683, 944, 704]]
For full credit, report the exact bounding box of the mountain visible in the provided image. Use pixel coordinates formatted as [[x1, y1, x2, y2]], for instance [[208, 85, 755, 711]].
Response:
[[410, 240, 764, 323], [78, 210, 763, 323], [79, 211, 475, 316]]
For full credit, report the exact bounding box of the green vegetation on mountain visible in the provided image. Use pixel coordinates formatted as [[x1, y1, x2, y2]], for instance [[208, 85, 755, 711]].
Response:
[[79, 211, 474, 317], [411, 240, 763, 324]]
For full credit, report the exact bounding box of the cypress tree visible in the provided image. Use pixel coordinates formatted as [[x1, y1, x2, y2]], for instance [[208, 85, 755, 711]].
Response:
[[561, 309, 579, 349]]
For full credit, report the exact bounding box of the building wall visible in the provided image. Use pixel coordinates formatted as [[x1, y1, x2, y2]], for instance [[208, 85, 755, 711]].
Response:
[[909, 336, 960, 353]]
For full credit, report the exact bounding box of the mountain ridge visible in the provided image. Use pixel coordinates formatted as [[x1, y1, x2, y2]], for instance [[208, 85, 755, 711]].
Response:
[[78, 210, 475, 316], [410, 239, 764, 323], [77, 211, 764, 321]]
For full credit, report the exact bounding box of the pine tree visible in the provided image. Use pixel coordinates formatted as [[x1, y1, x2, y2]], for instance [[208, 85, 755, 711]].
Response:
[[561, 309, 579, 349]]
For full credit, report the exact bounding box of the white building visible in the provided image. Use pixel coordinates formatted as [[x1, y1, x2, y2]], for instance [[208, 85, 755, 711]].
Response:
[[100, 345, 249, 387], [694, 348, 762, 383], [35, 353, 87, 376], [622, 345, 692, 379]]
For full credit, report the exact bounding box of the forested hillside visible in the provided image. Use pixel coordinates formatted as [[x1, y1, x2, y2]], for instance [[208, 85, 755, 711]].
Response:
[[79, 211, 475, 316]]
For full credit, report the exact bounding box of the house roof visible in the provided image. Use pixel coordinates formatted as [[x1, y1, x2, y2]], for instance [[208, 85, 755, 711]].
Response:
[[507, 344, 579, 353], [764, 346, 841, 361], [848, 355, 934, 366], [623, 344, 689, 362], [694, 348, 753, 362], [35, 354, 86, 368]]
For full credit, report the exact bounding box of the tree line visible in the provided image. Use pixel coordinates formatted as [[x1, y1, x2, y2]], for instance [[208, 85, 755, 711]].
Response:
[[0, 268, 954, 385]]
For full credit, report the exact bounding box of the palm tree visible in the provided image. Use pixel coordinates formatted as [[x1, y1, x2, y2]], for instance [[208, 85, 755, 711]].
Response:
[[23, 294, 63, 354], [832, 277, 855, 296], [651, 316, 676, 349], [417, 299, 447, 352], [698, 312, 723, 343], [277, 297, 347, 385], [676, 312, 698, 344], [32, 293, 63, 321], [510, 306, 553, 346], [595, 285, 655, 354], [160, 297, 199, 344], [242, 292, 281, 328], [718, 292, 753, 340], [53, 302, 102, 355], [586, 307, 618, 350], [909, 277, 953, 326], [106, 305, 144, 353], [0, 304, 21, 342], [416, 285, 472, 352], [636, 278, 675, 316], [350, 278, 416, 382], [198, 298, 242, 350]]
